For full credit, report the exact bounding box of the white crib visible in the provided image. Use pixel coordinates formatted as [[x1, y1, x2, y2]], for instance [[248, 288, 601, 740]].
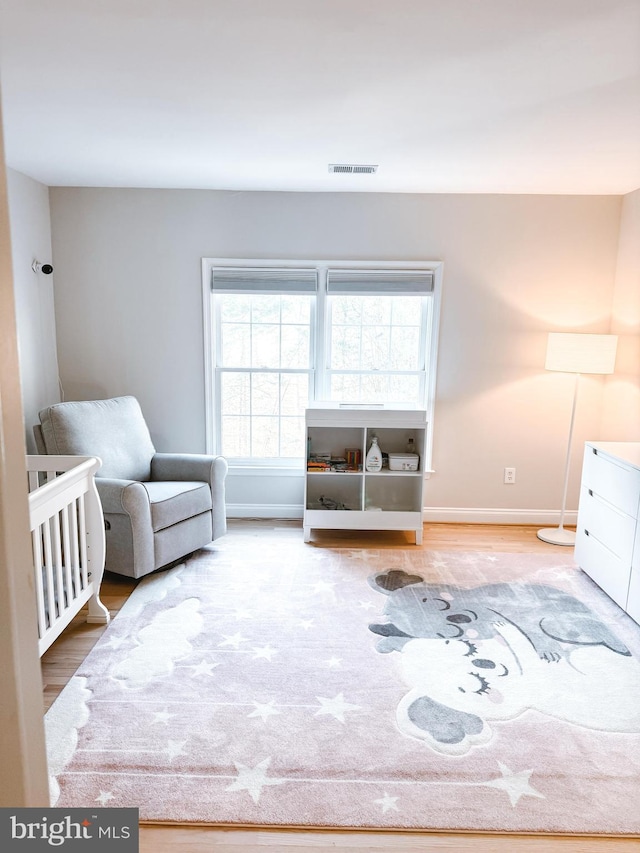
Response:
[[27, 455, 110, 656]]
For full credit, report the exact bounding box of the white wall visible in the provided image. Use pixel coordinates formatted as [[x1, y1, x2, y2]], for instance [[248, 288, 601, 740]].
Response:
[[48, 189, 625, 521], [7, 168, 60, 451], [602, 188, 640, 440]]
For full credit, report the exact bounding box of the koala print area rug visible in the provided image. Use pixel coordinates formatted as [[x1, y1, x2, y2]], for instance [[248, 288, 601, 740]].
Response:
[[45, 529, 640, 834]]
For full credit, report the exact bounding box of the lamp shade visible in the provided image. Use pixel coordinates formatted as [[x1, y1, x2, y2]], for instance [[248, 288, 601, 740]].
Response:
[[545, 333, 618, 375]]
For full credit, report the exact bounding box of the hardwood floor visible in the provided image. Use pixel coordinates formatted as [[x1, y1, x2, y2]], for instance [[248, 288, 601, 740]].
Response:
[[40, 521, 638, 852]]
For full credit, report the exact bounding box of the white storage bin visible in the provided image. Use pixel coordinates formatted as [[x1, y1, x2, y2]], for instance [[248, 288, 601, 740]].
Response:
[[388, 453, 419, 471]]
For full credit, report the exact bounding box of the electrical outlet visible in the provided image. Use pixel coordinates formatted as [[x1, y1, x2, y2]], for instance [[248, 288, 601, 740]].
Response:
[[504, 467, 516, 484]]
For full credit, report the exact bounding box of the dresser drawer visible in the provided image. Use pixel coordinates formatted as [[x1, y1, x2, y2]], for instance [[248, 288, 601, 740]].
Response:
[[576, 486, 637, 563], [581, 446, 640, 517], [575, 527, 632, 611], [627, 532, 640, 625]]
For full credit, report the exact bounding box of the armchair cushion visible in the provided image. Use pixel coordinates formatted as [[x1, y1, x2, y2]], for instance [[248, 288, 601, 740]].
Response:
[[143, 481, 212, 532]]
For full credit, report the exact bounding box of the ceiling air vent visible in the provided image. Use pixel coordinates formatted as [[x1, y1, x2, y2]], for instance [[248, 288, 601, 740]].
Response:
[[328, 164, 378, 174]]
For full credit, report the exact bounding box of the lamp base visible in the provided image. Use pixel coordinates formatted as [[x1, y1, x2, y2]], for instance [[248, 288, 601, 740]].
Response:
[[536, 527, 576, 546]]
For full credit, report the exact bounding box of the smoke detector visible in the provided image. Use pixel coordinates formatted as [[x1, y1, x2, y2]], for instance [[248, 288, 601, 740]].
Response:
[[328, 164, 378, 174]]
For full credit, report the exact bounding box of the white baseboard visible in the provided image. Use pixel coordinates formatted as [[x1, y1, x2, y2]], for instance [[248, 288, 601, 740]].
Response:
[[422, 507, 578, 526], [227, 504, 304, 519], [227, 504, 577, 526]]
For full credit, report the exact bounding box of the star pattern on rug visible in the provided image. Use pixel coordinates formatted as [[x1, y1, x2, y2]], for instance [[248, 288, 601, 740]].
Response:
[[226, 757, 286, 803], [190, 659, 220, 677], [374, 792, 399, 813], [314, 693, 361, 723], [150, 708, 176, 725], [95, 790, 115, 806], [251, 645, 277, 661], [163, 739, 188, 761], [298, 619, 314, 629], [248, 701, 281, 722], [218, 632, 247, 648], [478, 762, 545, 806], [325, 656, 342, 668]]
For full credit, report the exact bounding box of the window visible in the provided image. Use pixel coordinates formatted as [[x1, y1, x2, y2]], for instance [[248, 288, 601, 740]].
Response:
[[203, 259, 441, 469]]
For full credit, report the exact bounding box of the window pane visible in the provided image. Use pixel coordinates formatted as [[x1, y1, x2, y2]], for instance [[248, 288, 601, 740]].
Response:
[[390, 325, 420, 369], [280, 416, 305, 457], [329, 372, 421, 406], [252, 373, 279, 415], [281, 373, 309, 416], [329, 294, 424, 376], [281, 295, 311, 324], [221, 415, 251, 457], [220, 373, 250, 415], [251, 295, 280, 324], [330, 373, 362, 401], [361, 296, 390, 325], [251, 416, 280, 457], [220, 323, 251, 367], [391, 297, 421, 326], [331, 325, 361, 370], [252, 324, 281, 368], [332, 297, 361, 325], [361, 326, 390, 369], [219, 294, 251, 323], [281, 324, 310, 368]]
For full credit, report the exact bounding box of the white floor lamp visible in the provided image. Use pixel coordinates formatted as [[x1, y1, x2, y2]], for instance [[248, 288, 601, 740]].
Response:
[[537, 332, 618, 546]]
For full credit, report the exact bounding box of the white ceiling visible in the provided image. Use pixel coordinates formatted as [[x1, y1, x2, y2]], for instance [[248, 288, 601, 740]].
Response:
[[0, 0, 639, 194]]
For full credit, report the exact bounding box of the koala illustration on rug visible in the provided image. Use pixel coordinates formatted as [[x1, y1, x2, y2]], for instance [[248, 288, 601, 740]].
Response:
[[394, 625, 640, 755], [367, 569, 630, 661], [367, 570, 640, 755]]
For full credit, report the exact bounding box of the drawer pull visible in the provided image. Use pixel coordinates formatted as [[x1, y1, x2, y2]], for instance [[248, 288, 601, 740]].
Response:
[[588, 489, 593, 497]]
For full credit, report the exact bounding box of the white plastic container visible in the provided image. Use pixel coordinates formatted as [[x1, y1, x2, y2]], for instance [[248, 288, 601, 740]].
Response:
[[388, 453, 419, 471]]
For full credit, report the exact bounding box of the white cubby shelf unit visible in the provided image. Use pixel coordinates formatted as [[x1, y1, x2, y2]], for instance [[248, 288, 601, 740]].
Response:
[[303, 406, 428, 544]]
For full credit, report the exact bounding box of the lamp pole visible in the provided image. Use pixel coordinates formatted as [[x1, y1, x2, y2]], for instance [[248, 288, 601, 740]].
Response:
[[537, 372, 580, 546]]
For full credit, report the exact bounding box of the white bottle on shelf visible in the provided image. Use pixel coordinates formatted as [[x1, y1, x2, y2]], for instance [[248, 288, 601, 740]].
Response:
[[365, 436, 383, 472]]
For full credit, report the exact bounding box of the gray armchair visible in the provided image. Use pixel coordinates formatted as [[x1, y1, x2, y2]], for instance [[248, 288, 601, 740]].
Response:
[[34, 396, 228, 579]]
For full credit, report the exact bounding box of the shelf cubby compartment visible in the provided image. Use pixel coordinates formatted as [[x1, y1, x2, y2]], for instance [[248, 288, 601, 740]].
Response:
[[364, 472, 423, 513], [305, 473, 362, 512]]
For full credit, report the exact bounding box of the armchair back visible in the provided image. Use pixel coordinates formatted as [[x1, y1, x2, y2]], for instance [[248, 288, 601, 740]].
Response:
[[37, 396, 156, 480]]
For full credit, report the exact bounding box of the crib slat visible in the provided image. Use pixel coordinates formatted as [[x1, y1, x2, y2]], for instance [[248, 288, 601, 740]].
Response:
[[78, 493, 88, 589], [32, 528, 47, 638], [52, 508, 66, 620], [42, 519, 56, 628], [61, 503, 73, 612]]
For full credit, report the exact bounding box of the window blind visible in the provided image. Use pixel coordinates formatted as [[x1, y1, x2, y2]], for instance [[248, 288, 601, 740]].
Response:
[[326, 268, 434, 295], [211, 267, 318, 294]]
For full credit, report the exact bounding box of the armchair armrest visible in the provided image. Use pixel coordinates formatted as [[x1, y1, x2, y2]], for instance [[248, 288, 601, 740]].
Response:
[[151, 453, 228, 540], [95, 478, 155, 575], [151, 453, 228, 487], [96, 478, 145, 513]]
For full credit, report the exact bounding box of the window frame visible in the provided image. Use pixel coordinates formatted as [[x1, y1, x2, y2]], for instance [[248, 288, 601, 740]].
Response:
[[202, 258, 442, 473]]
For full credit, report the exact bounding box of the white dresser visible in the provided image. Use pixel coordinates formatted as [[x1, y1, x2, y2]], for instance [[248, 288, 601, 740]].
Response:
[[575, 441, 640, 624]]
